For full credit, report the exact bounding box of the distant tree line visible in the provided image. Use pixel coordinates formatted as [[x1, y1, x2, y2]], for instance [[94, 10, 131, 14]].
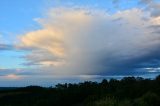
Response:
[[0, 75, 160, 106]]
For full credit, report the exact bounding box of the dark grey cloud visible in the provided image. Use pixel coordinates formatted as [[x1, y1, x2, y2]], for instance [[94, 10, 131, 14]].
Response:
[[96, 45, 160, 76]]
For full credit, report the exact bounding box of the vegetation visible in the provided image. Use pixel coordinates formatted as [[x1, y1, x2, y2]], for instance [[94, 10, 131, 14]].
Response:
[[0, 75, 160, 106]]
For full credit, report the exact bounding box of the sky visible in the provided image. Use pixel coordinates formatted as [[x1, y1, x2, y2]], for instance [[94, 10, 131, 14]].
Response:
[[0, 0, 160, 86]]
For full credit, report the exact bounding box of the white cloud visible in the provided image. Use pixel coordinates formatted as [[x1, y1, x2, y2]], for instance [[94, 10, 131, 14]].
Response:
[[17, 7, 160, 75]]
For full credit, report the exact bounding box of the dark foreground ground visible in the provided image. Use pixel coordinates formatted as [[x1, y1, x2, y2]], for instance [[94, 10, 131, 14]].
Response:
[[0, 75, 160, 106]]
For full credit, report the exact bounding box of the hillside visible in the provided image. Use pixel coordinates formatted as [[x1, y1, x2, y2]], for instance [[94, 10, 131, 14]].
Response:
[[0, 75, 160, 106]]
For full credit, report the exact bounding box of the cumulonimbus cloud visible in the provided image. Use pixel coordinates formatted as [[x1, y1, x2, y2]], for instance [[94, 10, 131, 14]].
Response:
[[17, 7, 160, 76]]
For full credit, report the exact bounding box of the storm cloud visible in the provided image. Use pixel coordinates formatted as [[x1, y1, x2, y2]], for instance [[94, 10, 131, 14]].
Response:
[[16, 7, 160, 76]]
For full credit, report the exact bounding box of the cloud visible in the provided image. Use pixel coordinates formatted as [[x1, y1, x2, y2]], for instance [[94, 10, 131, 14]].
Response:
[[0, 44, 14, 51], [17, 7, 160, 76], [139, 0, 152, 4], [3, 74, 22, 80], [0, 68, 22, 80], [112, 0, 120, 4], [139, 0, 160, 17]]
